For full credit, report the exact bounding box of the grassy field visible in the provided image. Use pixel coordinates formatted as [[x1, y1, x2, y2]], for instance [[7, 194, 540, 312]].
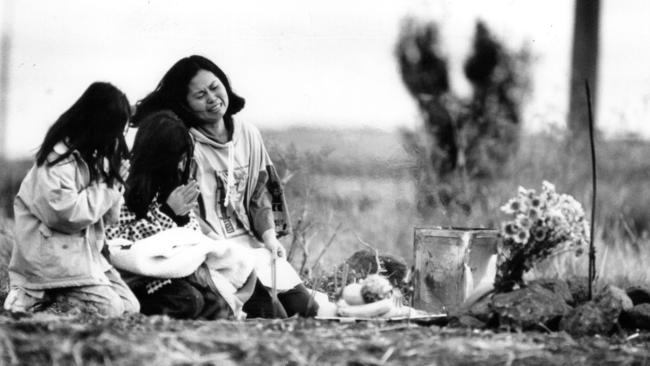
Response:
[[1, 127, 650, 291], [263, 127, 650, 287]]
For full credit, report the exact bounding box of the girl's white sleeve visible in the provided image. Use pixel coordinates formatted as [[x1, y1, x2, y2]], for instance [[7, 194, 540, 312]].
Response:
[[31, 161, 122, 234]]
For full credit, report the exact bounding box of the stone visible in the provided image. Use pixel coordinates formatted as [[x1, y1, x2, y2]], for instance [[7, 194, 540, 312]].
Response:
[[625, 286, 650, 306], [490, 283, 571, 330], [595, 285, 633, 324], [620, 303, 650, 330], [466, 293, 494, 324], [529, 278, 574, 306], [560, 301, 613, 336], [447, 314, 486, 329], [565, 276, 590, 305]]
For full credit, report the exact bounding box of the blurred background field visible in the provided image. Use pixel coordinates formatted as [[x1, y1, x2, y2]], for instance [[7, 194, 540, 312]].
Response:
[[263, 128, 650, 288]]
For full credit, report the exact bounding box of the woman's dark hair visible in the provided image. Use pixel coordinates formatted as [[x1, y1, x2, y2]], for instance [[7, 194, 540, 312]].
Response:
[[124, 110, 195, 219], [132, 55, 245, 132], [36, 82, 130, 187]]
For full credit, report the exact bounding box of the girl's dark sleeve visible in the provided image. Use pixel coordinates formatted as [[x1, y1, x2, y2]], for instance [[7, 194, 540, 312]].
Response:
[[248, 148, 291, 239]]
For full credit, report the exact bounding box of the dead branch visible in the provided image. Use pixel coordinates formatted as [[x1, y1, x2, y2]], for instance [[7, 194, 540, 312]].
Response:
[[310, 223, 343, 273], [342, 263, 350, 287], [619, 213, 638, 246], [354, 232, 384, 275]]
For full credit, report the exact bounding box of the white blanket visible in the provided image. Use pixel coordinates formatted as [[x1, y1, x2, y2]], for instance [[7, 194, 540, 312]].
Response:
[[220, 235, 302, 291], [107, 228, 255, 317]]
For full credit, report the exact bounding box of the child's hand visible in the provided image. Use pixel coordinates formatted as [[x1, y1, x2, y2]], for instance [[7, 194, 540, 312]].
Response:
[[166, 181, 200, 216]]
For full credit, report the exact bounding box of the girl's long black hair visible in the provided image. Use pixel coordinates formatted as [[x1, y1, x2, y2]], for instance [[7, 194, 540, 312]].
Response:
[[36, 82, 130, 187], [131, 55, 245, 132], [124, 110, 195, 219]]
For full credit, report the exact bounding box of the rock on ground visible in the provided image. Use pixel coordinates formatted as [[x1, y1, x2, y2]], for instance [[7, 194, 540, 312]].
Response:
[[625, 286, 650, 306], [560, 301, 613, 336], [447, 314, 486, 329], [529, 278, 574, 306], [620, 303, 650, 330], [595, 285, 633, 324], [566, 276, 590, 304], [490, 283, 571, 330]]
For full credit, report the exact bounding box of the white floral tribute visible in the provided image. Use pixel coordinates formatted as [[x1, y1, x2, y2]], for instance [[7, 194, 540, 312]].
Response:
[[495, 181, 590, 291]]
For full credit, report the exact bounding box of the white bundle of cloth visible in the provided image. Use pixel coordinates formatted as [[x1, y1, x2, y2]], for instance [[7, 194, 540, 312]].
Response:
[[107, 227, 255, 318], [106, 227, 305, 318]]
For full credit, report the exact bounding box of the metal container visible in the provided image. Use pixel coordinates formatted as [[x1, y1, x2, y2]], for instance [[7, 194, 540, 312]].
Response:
[[413, 227, 498, 313]]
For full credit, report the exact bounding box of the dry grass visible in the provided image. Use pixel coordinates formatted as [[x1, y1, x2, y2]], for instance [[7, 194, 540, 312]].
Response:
[[1, 313, 649, 365], [265, 128, 650, 288]]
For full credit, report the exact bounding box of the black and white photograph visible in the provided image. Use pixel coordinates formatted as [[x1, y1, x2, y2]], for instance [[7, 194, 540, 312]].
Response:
[[1, 0, 649, 364]]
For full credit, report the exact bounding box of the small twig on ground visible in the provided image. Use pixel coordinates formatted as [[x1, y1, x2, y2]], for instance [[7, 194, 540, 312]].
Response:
[[536, 322, 553, 334], [354, 232, 383, 274], [379, 346, 395, 365]]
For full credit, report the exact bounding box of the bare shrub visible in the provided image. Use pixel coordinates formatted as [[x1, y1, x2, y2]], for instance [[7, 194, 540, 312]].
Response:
[[396, 18, 531, 218]]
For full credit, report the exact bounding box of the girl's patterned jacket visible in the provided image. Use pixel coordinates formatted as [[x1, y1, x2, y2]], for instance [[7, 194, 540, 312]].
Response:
[[105, 201, 201, 291]]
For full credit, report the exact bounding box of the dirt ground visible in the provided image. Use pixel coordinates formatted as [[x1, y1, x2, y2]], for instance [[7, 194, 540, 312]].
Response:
[[1, 310, 649, 366]]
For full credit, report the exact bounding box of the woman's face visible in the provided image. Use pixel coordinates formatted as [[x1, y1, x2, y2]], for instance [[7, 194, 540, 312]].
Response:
[[186, 69, 229, 124]]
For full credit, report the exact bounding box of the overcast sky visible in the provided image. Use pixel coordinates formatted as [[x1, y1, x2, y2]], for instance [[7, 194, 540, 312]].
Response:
[[1, 0, 649, 158]]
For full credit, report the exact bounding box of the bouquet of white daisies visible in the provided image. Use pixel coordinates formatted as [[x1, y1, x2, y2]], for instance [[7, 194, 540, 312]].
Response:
[[494, 181, 589, 292]]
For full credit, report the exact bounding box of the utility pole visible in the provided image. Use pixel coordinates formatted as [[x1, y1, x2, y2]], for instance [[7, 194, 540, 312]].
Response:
[[0, 0, 14, 160], [567, 0, 601, 138]]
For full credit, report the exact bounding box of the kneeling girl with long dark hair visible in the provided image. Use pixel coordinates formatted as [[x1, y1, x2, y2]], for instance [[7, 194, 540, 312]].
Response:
[[4, 82, 139, 316]]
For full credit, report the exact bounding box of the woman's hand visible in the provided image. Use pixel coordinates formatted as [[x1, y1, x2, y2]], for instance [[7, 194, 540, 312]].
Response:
[[262, 229, 286, 259], [166, 180, 200, 216]]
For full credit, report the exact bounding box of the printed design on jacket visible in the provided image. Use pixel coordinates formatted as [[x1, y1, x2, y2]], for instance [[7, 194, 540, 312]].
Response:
[[256, 165, 291, 237], [105, 202, 201, 293], [106, 202, 200, 243], [214, 166, 249, 237]]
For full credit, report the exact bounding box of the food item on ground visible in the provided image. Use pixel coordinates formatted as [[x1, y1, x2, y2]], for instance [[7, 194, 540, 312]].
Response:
[[316, 299, 338, 317], [341, 283, 365, 306], [379, 305, 429, 318], [337, 298, 394, 318], [360, 274, 393, 303]]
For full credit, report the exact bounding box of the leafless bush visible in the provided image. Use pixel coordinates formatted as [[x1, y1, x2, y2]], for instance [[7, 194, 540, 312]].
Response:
[[396, 18, 531, 218]]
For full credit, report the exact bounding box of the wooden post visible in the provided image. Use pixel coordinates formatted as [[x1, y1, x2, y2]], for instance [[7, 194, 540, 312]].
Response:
[[0, 0, 15, 159], [413, 227, 498, 313]]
